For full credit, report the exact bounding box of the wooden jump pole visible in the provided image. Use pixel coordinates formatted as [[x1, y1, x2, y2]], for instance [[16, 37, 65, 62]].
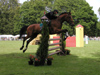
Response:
[[48, 33, 65, 56]]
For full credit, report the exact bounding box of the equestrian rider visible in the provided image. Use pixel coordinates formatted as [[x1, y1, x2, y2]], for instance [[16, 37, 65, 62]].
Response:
[[45, 10, 59, 20], [40, 10, 59, 29]]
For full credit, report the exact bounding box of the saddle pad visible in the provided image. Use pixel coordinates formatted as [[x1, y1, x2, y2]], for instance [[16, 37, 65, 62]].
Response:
[[40, 23, 43, 27]]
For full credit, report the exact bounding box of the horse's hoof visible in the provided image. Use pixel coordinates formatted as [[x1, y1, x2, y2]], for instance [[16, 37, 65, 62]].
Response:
[[63, 36, 68, 41], [23, 50, 26, 53], [20, 46, 24, 50], [20, 48, 23, 50], [63, 38, 66, 41]]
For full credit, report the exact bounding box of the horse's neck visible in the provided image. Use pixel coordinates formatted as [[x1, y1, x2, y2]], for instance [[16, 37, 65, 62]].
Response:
[[50, 15, 66, 29]]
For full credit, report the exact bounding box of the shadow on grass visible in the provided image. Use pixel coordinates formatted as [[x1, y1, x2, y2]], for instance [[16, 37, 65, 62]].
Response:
[[0, 52, 100, 75], [91, 52, 100, 58]]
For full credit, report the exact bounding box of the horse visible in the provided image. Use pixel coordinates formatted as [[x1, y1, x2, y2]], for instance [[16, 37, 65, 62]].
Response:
[[19, 11, 74, 53]]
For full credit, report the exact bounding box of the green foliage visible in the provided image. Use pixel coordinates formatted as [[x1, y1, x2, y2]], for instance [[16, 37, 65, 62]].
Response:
[[97, 22, 100, 30], [36, 21, 49, 65], [0, 0, 20, 34], [20, 0, 45, 24], [62, 23, 74, 35], [98, 7, 100, 15], [96, 22, 100, 36]]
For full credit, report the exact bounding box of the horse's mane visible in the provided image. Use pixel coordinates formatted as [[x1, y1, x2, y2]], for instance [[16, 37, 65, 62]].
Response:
[[59, 12, 68, 16]]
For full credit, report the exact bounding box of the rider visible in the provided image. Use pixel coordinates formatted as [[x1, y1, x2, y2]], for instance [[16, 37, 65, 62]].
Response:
[[45, 10, 59, 20], [40, 10, 59, 29]]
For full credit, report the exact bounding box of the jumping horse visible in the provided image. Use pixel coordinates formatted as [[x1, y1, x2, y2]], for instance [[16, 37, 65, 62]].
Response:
[[19, 11, 74, 53]]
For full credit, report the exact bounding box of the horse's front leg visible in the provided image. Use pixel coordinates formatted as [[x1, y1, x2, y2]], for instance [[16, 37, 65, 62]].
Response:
[[55, 29, 68, 40], [55, 29, 68, 34], [64, 32, 68, 40]]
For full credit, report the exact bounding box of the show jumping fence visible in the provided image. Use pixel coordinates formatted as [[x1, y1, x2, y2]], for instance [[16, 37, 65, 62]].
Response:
[[48, 33, 65, 56]]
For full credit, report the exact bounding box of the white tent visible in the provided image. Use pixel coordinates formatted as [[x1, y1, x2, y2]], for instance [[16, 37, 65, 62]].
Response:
[[0, 34, 27, 40], [0, 35, 14, 40]]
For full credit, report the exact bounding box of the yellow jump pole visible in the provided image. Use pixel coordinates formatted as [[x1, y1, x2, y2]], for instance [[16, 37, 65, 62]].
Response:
[[76, 24, 84, 47]]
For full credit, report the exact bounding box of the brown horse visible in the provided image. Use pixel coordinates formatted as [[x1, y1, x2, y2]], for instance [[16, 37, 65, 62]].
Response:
[[19, 11, 74, 53]]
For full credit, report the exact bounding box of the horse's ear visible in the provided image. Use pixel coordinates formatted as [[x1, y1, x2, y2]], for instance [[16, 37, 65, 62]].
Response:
[[69, 10, 71, 15]]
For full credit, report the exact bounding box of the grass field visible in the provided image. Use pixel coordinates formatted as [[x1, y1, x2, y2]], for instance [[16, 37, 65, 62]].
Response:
[[0, 40, 100, 75]]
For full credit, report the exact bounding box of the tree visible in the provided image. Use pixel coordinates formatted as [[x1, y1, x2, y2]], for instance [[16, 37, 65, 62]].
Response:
[[13, 6, 22, 35], [36, 21, 49, 65], [98, 8, 100, 15], [96, 22, 100, 36], [98, 7, 100, 22], [97, 8, 100, 36], [0, 0, 20, 34]]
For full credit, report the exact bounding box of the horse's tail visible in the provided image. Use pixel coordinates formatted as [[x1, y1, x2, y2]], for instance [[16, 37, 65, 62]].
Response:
[[19, 26, 28, 39]]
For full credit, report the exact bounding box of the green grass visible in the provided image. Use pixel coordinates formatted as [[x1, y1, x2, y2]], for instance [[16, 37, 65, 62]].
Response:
[[0, 40, 100, 75]]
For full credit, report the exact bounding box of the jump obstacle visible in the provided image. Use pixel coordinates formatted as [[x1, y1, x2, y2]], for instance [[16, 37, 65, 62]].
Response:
[[28, 21, 70, 66], [48, 33, 66, 56]]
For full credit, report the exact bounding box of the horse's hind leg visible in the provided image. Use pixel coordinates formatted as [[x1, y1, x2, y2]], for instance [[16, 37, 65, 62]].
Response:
[[20, 37, 26, 50], [20, 36, 28, 50], [23, 34, 38, 53]]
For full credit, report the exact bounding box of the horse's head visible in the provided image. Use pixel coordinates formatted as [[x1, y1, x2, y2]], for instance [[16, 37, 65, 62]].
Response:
[[59, 12, 74, 26], [67, 12, 74, 26]]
